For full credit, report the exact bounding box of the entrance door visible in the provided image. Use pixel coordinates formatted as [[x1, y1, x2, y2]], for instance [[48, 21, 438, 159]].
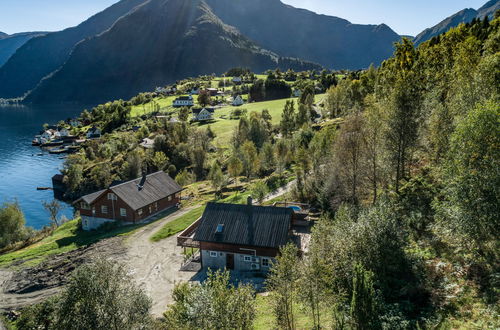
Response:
[[226, 253, 234, 270]]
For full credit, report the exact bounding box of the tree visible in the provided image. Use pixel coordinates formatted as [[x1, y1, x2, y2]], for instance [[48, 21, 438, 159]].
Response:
[[280, 100, 296, 137], [164, 269, 256, 330], [251, 181, 268, 204], [175, 169, 195, 187], [54, 258, 152, 330], [227, 156, 243, 187], [151, 151, 169, 171], [241, 141, 259, 180], [179, 107, 190, 122], [260, 142, 276, 174], [350, 263, 378, 330], [191, 147, 207, 180], [42, 200, 63, 227], [0, 201, 28, 249], [436, 101, 500, 260], [267, 243, 300, 330], [208, 162, 227, 198], [198, 90, 211, 107]]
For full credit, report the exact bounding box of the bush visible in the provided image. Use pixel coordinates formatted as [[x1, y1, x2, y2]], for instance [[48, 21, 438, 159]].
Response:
[[0, 201, 29, 249]]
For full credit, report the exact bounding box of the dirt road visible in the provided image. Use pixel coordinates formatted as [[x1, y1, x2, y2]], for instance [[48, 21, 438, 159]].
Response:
[[118, 207, 198, 316], [0, 207, 198, 317]]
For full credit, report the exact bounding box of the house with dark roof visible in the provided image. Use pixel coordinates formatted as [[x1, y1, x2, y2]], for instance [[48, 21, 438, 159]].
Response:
[[173, 95, 194, 107], [75, 171, 182, 230], [192, 107, 214, 121], [179, 198, 295, 272]]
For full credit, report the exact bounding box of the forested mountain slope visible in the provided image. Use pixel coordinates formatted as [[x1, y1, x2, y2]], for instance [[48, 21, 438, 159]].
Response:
[[206, 0, 401, 69], [25, 0, 320, 104], [0, 0, 146, 98], [0, 32, 47, 68]]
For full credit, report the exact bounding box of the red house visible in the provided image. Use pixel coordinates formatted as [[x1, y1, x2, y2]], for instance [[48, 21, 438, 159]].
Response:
[[75, 171, 182, 230]]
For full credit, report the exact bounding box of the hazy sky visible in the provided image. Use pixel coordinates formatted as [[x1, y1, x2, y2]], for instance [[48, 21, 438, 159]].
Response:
[[0, 0, 488, 36]]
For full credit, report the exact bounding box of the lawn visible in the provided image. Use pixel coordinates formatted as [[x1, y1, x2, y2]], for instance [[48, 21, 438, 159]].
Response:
[[130, 95, 199, 117], [150, 205, 206, 242], [196, 94, 325, 146], [0, 219, 146, 268]]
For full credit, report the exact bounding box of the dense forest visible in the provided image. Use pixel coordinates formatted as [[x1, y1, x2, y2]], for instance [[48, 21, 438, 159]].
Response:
[[3, 14, 499, 329]]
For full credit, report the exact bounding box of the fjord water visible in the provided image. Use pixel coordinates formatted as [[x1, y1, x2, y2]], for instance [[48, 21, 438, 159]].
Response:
[[0, 104, 85, 229]]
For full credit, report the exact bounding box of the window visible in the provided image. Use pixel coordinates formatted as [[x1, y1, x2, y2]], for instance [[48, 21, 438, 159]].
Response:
[[120, 208, 127, 217], [219, 252, 224, 257], [149, 206, 152, 214], [243, 256, 252, 262], [216, 224, 224, 233], [168, 196, 172, 201], [81, 202, 90, 210], [262, 258, 270, 267], [138, 209, 143, 216], [155, 202, 158, 211], [101, 206, 108, 214], [209, 251, 218, 258], [107, 193, 117, 201]]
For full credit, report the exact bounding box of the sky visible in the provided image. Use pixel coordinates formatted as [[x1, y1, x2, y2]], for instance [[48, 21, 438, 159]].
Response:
[[0, 0, 488, 36]]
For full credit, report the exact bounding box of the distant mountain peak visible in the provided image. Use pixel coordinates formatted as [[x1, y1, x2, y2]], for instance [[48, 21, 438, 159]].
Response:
[[414, 0, 499, 45]]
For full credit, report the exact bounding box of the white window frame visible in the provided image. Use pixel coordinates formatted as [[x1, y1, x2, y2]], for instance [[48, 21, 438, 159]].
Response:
[[243, 255, 252, 262], [138, 209, 143, 216], [81, 202, 90, 210], [120, 208, 127, 217], [168, 195, 172, 201], [107, 193, 117, 201], [101, 205, 108, 214], [262, 258, 270, 267], [209, 251, 218, 258]]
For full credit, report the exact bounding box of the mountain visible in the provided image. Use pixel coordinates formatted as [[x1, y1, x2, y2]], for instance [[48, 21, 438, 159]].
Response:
[[414, 0, 500, 45], [0, 0, 146, 99], [25, 0, 320, 104], [205, 0, 401, 70], [0, 32, 47, 68]]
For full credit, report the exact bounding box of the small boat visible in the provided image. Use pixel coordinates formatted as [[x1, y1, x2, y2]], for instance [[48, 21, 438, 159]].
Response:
[[49, 146, 68, 154], [66, 145, 80, 153], [37, 187, 53, 191], [41, 140, 64, 147]]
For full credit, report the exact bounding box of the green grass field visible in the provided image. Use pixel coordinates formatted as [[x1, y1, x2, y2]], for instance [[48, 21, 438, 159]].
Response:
[[150, 206, 206, 243], [0, 219, 144, 268]]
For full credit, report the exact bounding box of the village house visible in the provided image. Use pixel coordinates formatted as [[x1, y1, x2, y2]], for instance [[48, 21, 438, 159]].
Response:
[[232, 95, 245, 106], [192, 107, 214, 121], [86, 126, 101, 139], [206, 88, 218, 96], [75, 171, 182, 231], [173, 95, 194, 107], [178, 198, 306, 272], [293, 89, 302, 97], [140, 138, 155, 149], [232, 77, 242, 85]]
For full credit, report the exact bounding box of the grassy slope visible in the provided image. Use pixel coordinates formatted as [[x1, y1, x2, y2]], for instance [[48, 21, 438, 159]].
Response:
[[0, 219, 145, 268]]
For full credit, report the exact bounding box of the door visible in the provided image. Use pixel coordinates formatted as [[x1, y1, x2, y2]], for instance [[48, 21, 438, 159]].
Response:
[[226, 253, 234, 270]]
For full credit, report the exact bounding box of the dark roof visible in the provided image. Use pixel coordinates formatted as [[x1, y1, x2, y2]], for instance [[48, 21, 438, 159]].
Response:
[[80, 189, 107, 205], [76, 172, 182, 210], [192, 107, 215, 115], [175, 96, 192, 101], [194, 202, 293, 249]]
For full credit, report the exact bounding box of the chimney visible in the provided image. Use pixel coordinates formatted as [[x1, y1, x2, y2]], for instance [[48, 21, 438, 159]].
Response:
[[247, 195, 253, 206], [137, 172, 147, 190]]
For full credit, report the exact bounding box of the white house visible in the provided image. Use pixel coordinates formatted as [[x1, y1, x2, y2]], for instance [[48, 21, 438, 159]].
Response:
[[86, 127, 101, 139], [293, 89, 302, 97], [232, 95, 245, 106], [58, 128, 70, 137], [192, 108, 214, 122], [173, 95, 194, 108], [41, 130, 54, 140], [232, 77, 242, 84], [190, 88, 199, 95], [140, 138, 155, 149]]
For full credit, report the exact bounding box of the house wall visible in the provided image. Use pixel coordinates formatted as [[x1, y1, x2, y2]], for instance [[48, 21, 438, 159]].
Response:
[[199, 241, 278, 272], [78, 191, 181, 230], [81, 216, 115, 231]]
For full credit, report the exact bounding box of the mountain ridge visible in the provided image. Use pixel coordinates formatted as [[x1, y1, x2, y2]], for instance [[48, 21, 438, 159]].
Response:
[[414, 0, 499, 45], [25, 0, 320, 104]]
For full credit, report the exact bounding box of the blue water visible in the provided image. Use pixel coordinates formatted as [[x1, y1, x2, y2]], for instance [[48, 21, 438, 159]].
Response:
[[287, 205, 302, 212], [0, 103, 87, 229]]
